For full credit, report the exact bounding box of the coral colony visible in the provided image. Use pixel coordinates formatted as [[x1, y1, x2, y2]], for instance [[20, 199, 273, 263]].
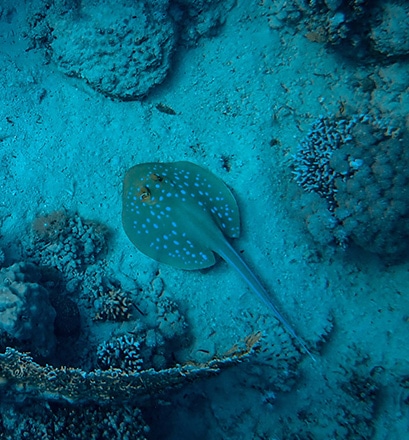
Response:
[[292, 114, 409, 257], [0, 210, 260, 436]]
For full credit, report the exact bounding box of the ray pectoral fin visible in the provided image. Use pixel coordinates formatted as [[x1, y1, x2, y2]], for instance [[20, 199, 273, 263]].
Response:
[[216, 240, 316, 361]]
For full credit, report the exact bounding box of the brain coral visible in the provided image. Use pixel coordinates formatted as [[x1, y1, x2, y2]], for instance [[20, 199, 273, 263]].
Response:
[[292, 114, 409, 258]]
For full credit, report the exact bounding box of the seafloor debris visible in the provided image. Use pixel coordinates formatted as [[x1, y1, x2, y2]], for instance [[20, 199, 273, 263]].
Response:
[[0, 333, 261, 404], [292, 113, 409, 257]]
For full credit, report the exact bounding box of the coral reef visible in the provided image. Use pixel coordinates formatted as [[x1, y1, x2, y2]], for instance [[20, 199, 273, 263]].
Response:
[[28, 211, 107, 282], [25, 0, 235, 99], [370, 1, 409, 58], [26, 212, 190, 370], [0, 213, 264, 437], [264, 0, 409, 61], [97, 335, 143, 372], [292, 114, 409, 257], [0, 262, 56, 357], [49, 0, 176, 100], [0, 401, 149, 440]]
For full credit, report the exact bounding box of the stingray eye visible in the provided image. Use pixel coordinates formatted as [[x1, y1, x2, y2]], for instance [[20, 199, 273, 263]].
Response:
[[138, 186, 151, 202], [150, 173, 163, 182]]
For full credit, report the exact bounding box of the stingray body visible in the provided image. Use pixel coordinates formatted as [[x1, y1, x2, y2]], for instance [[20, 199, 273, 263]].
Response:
[[122, 161, 313, 359]]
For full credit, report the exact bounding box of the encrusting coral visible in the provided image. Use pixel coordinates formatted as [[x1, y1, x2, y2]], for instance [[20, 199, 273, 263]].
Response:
[[25, 0, 236, 100]]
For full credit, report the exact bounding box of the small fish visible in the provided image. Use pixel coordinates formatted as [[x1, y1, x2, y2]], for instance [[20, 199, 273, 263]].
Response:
[[122, 161, 314, 360], [155, 103, 177, 115]]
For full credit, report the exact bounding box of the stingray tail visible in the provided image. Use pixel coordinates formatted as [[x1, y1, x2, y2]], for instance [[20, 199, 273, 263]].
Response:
[[217, 241, 316, 362]]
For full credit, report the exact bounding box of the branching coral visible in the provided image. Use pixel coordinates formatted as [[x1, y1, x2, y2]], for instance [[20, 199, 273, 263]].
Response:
[[93, 287, 133, 322]]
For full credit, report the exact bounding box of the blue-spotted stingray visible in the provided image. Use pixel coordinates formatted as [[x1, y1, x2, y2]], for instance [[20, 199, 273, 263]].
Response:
[[122, 161, 314, 359]]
